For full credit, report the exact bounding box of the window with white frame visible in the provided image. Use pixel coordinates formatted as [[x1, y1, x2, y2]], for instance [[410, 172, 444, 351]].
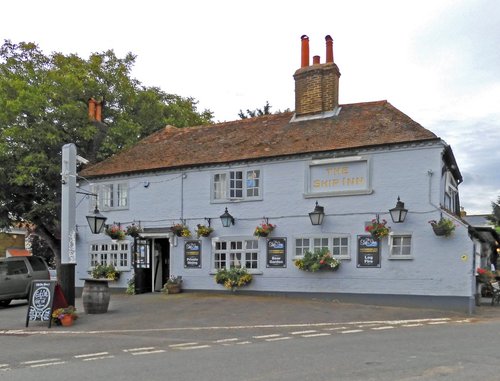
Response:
[[295, 235, 351, 259], [91, 182, 129, 210], [89, 241, 131, 270], [444, 172, 459, 214], [212, 169, 261, 202], [213, 239, 259, 270], [389, 234, 412, 258]]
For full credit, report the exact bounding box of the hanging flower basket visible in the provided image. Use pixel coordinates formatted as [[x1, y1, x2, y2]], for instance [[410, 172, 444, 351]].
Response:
[[195, 224, 214, 238], [105, 224, 126, 240], [126, 224, 143, 238], [171, 223, 191, 237], [429, 218, 455, 237], [365, 218, 390, 240], [254, 222, 275, 237]]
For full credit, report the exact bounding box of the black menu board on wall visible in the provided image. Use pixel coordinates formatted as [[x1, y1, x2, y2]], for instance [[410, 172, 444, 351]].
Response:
[[266, 238, 287, 268], [357, 235, 381, 268]]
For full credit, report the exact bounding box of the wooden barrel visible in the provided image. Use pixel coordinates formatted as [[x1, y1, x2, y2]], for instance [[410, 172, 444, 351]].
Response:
[[82, 279, 110, 314]]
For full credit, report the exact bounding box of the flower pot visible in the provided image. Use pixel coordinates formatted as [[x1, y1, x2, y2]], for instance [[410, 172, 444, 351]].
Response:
[[60, 314, 73, 327], [257, 232, 269, 237], [166, 284, 181, 294]]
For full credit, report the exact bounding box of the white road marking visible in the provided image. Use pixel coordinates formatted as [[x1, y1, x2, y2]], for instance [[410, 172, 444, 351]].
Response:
[[341, 329, 364, 334], [301, 333, 331, 338], [177, 345, 211, 350], [169, 342, 199, 348], [74, 352, 109, 358], [324, 326, 348, 331], [21, 358, 61, 365], [123, 347, 155, 352], [82, 356, 115, 361], [253, 334, 281, 339], [291, 330, 317, 335], [5, 318, 456, 335], [30, 361, 67, 368], [427, 321, 449, 325], [371, 326, 395, 330], [131, 350, 165, 356], [214, 338, 239, 343], [402, 323, 424, 327], [236, 341, 252, 345], [265, 336, 292, 342]]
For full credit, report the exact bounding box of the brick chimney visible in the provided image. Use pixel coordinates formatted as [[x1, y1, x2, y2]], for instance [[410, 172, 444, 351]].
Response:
[[294, 35, 341, 117], [88, 98, 103, 122]]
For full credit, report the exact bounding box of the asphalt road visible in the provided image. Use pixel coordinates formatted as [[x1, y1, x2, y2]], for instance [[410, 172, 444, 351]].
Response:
[[1, 293, 500, 380]]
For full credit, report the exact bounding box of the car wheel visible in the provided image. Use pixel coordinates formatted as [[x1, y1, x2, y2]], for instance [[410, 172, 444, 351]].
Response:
[[0, 300, 12, 307]]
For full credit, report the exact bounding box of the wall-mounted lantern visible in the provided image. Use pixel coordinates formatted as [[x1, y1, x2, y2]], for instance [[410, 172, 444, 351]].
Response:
[[86, 206, 107, 234], [220, 207, 235, 227], [389, 196, 408, 223], [309, 201, 325, 226]]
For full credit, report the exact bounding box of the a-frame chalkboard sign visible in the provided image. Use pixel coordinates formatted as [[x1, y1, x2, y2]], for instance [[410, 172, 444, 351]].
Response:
[[25, 280, 67, 328]]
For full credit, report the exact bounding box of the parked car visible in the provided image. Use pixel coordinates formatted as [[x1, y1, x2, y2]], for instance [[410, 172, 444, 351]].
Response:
[[0, 256, 50, 306]]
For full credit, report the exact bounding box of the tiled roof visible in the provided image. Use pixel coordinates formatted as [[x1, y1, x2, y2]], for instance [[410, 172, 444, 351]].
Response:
[[6, 249, 31, 257], [81, 100, 438, 178]]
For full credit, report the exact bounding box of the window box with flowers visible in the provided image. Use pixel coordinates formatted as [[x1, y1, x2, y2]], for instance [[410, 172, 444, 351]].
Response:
[[254, 222, 276, 237], [428, 218, 455, 237], [171, 223, 191, 237], [105, 224, 126, 240], [195, 224, 214, 238], [365, 218, 390, 240], [215, 267, 253, 291], [294, 248, 340, 272]]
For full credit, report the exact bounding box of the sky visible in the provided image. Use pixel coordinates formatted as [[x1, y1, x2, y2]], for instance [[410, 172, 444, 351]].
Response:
[[2, 0, 499, 214]]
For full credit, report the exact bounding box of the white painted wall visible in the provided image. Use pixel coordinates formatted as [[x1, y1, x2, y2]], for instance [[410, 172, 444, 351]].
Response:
[[75, 141, 474, 303]]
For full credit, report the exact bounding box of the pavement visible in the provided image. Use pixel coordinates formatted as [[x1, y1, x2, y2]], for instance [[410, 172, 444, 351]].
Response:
[[2, 291, 500, 333]]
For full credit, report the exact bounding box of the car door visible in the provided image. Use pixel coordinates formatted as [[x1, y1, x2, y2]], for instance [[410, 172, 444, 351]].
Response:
[[6, 259, 31, 297]]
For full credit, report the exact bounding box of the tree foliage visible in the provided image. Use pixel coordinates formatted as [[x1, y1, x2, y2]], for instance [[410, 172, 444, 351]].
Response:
[[0, 40, 213, 265], [487, 196, 500, 229], [238, 101, 272, 119]]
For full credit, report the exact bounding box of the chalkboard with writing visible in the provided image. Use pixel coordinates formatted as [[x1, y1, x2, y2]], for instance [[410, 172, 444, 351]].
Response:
[[266, 238, 287, 268], [26, 280, 57, 328], [184, 240, 202, 268], [357, 235, 381, 268]]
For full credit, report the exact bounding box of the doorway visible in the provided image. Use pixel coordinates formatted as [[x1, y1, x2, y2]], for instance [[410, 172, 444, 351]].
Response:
[[153, 238, 170, 292]]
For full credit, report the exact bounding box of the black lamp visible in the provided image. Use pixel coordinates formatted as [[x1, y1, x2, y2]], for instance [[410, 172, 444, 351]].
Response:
[[220, 207, 235, 227], [309, 201, 325, 226], [86, 206, 107, 234], [389, 196, 408, 223]]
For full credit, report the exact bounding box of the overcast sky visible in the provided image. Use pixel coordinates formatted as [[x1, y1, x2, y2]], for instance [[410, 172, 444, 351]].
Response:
[[2, 0, 499, 214]]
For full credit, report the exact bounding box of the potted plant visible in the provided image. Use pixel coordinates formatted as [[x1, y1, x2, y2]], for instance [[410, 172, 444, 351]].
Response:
[[365, 218, 390, 240], [162, 275, 183, 294], [477, 268, 495, 283], [254, 221, 276, 237], [90, 264, 120, 281], [126, 223, 143, 238], [215, 267, 252, 291], [195, 224, 214, 238], [171, 223, 191, 237], [294, 248, 341, 272], [428, 218, 455, 237], [105, 224, 126, 240], [52, 306, 78, 326]]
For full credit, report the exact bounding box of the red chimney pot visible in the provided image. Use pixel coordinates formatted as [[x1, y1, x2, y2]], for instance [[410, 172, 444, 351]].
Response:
[[313, 55, 320, 65], [325, 35, 334, 63], [301, 35, 310, 68]]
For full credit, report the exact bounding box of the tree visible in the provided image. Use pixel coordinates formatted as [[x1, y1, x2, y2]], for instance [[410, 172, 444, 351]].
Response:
[[0, 40, 213, 269], [487, 196, 500, 231], [238, 101, 272, 119]]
